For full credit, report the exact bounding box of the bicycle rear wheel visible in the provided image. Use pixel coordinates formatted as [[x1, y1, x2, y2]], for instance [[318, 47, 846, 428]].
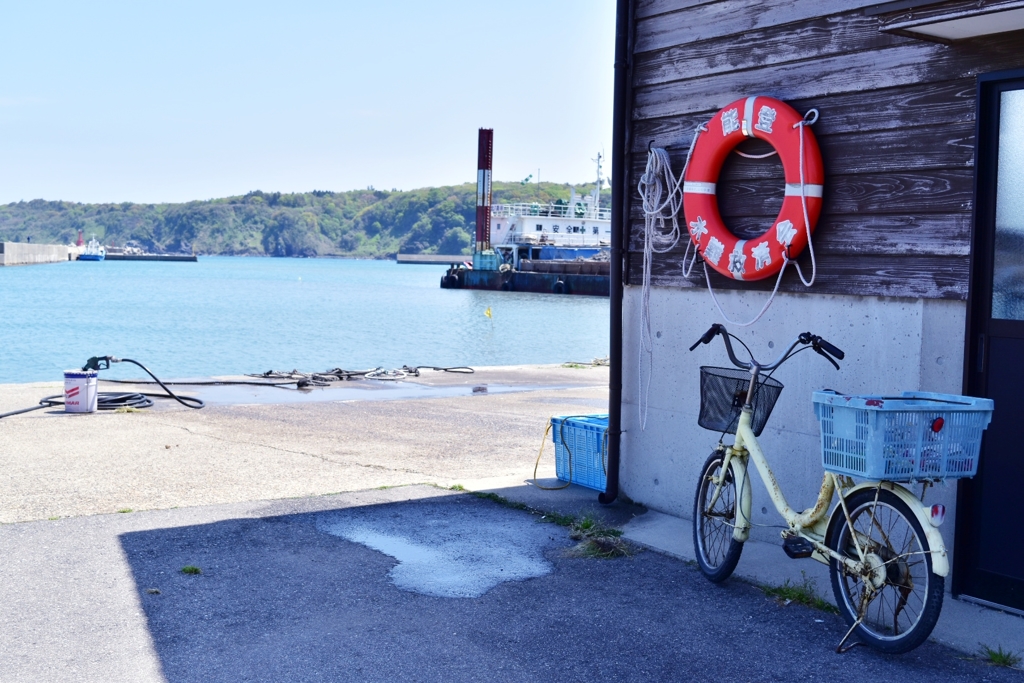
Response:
[[693, 450, 743, 583], [827, 488, 943, 654]]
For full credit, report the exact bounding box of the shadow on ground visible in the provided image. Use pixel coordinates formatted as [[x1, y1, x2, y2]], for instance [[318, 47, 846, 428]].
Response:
[[119, 491, 1023, 683]]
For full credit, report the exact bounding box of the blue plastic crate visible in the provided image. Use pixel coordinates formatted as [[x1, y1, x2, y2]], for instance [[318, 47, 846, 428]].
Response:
[[551, 414, 609, 491], [813, 391, 994, 482]]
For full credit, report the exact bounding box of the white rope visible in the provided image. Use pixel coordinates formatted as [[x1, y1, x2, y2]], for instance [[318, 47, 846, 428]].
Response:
[[703, 260, 786, 327], [702, 108, 820, 327], [787, 108, 819, 287], [637, 126, 704, 430]]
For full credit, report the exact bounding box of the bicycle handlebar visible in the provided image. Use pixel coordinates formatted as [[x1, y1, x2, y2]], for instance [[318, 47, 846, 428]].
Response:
[[689, 324, 844, 372]]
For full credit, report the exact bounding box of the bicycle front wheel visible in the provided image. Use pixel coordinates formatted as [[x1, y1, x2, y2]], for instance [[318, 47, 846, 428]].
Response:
[[692, 450, 743, 583], [827, 488, 944, 654]]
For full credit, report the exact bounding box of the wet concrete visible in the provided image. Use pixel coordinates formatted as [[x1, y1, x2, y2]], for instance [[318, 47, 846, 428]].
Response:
[[319, 499, 559, 598], [121, 380, 563, 407]]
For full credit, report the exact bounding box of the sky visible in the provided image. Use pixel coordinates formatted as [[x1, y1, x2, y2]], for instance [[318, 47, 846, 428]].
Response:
[[0, 1, 615, 205]]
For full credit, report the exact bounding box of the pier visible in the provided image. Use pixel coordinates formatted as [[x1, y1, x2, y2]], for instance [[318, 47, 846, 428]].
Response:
[[0, 242, 74, 266], [396, 254, 467, 265], [105, 253, 198, 262]]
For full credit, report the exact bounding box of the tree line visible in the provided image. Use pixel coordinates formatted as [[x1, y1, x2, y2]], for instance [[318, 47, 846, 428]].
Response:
[[0, 182, 609, 258]]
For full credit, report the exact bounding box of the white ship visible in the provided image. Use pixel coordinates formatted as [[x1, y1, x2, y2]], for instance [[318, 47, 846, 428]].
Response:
[[488, 155, 610, 268]]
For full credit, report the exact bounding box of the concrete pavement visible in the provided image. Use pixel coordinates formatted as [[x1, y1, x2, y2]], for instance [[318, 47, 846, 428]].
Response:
[[2, 485, 1021, 682], [0, 364, 607, 523], [1, 364, 1021, 679]]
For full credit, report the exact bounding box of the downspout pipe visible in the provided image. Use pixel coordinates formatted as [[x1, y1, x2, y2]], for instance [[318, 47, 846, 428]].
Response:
[[599, 0, 630, 505]]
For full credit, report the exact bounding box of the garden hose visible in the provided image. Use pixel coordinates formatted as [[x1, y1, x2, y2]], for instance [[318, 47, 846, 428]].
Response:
[[0, 356, 203, 420]]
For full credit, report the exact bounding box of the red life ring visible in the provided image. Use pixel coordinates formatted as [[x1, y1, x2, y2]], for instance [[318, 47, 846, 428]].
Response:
[[683, 96, 823, 281]]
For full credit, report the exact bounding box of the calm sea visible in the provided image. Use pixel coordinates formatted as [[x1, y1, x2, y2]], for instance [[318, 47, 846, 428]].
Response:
[[0, 257, 610, 385]]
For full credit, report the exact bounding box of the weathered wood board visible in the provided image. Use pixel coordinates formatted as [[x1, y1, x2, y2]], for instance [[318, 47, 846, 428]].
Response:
[[625, 2, 1024, 299]]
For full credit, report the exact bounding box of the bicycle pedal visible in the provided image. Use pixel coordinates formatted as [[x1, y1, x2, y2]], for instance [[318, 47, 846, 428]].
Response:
[[782, 536, 814, 559]]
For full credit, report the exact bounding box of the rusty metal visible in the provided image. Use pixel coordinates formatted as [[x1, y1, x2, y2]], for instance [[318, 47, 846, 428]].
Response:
[[836, 617, 866, 654], [792, 472, 835, 529]]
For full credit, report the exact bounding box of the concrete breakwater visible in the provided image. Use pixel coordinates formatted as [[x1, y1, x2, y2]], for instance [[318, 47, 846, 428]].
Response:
[[0, 242, 78, 266]]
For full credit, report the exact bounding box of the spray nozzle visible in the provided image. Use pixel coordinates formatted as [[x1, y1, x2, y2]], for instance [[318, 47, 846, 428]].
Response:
[[82, 356, 120, 372]]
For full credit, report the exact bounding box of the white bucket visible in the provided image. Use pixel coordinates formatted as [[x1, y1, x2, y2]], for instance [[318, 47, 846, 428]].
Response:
[[64, 370, 98, 413]]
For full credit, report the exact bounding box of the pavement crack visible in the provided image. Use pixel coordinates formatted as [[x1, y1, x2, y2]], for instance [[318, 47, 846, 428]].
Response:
[[149, 421, 428, 476]]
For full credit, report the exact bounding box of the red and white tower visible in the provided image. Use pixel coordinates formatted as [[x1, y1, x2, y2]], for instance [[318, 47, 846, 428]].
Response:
[[475, 128, 493, 253]]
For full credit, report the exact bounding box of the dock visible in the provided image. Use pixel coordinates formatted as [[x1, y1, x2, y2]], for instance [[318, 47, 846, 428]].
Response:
[[0, 243, 75, 266], [105, 253, 197, 262], [396, 254, 467, 265]]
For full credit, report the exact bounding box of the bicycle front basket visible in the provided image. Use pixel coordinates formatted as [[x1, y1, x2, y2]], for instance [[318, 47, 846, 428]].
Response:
[[698, 366, 783, 436]]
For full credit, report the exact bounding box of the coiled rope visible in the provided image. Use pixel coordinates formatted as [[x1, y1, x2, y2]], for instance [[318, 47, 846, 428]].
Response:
[[637, 126, 704, 430]]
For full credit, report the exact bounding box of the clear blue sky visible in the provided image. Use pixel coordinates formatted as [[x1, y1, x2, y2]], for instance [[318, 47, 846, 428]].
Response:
[[0, 1, 615, 204]]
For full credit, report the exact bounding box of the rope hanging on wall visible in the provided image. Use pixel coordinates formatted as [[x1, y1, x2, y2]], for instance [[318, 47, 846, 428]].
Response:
[[698, 108, 820, 327], [638, 102, 823, 427], [636, 126, 704, 430]]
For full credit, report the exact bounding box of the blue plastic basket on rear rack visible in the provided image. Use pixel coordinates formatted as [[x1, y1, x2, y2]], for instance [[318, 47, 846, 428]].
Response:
[[812, 391, 994, 482], [551, 414, 609, 491]]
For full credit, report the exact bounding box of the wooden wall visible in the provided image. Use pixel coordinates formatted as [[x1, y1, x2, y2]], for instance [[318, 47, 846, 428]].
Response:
[[625, 0, 1024, 299]]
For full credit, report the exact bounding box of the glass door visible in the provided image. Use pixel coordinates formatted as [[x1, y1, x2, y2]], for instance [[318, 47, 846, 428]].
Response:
[[955, 73, 1024, 614]]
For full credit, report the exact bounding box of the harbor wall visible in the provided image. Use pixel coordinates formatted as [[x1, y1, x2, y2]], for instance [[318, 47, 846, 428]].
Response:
[[618, 286, 966, 567], [0, 243, 73, 266]]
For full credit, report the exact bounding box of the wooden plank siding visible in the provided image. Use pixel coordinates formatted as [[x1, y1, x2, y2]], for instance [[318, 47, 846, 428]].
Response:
[[625, 1, 1024, 299]]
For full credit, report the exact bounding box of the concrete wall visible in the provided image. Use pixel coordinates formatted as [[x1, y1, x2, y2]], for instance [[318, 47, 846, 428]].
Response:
[[0, 243, 72, 266], [620, 285, 967, 568]]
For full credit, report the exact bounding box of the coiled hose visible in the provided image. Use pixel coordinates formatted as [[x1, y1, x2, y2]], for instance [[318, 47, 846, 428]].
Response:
[[0, 357, 203, 419]]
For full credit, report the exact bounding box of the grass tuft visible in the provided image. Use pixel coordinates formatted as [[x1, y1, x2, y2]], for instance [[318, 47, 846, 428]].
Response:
[[565, 514, 631, 558], [117, 508, 133, 513], [981, 645, 1022, 668], [761, 572, 839, 614], [180, 565, 202, 575], [469, 491, 529, 512], [448, 484, 466, 491], [459, 489, 632, 559]]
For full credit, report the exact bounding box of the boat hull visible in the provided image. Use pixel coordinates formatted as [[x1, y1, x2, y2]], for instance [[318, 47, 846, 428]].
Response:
[[441, 268, 609, 297]]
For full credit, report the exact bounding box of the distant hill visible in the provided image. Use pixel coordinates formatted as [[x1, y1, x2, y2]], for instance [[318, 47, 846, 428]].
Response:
[[0, 182, 609, 258]]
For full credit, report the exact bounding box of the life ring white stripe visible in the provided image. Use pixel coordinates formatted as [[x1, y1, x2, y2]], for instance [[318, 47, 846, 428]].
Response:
[[730, 239, 747, 281], [784, 183, 823, 198], [683, 181, 717, 195], [743, 96, 757, 138], [685, 182, 821, 197]]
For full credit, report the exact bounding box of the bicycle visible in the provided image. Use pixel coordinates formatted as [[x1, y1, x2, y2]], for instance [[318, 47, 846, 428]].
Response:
[[687, 323, 992, 654]]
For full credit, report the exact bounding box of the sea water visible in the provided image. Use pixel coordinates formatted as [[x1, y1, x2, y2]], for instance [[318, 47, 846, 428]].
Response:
[[0, 257, 610, 384]]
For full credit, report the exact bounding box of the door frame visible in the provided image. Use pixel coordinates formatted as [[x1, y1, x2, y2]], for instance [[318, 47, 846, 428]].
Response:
[[953, 67, 1024, 608]]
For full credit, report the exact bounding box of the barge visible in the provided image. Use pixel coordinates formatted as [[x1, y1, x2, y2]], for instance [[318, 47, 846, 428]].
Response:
[[440, 129, 611, 297]]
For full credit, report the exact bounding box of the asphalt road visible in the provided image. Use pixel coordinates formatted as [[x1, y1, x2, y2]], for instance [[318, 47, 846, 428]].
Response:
[[1, 485, 1019, 682]]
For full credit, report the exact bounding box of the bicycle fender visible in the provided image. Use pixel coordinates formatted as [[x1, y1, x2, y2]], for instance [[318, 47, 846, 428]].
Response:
[[829, 481, 949, 577]]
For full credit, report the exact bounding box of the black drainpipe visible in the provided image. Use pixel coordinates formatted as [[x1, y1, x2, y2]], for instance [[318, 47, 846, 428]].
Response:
[[599, 0, 631, 505]]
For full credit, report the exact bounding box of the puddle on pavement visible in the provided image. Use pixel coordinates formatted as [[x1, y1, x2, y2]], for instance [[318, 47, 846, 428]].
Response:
[[318, 500, 564, 598], [99, 380, 562, 407]]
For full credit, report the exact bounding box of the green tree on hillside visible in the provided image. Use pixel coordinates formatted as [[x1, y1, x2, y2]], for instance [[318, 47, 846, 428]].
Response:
[[0, 182, 609, 258]]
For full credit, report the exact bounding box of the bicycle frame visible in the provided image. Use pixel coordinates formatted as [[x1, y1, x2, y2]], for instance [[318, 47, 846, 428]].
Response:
[[710, 407, 950, 577]]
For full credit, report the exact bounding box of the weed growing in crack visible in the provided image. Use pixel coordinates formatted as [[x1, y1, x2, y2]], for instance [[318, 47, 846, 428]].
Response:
[[760, 571, 838, 614], [981, 645, 1022, 668]]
